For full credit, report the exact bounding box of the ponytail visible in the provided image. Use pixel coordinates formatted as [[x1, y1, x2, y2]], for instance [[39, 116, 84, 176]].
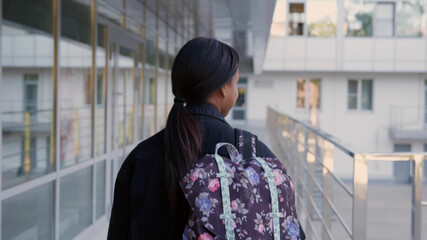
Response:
[[163, 100, 204, 207], [162, 37, 239, 208]]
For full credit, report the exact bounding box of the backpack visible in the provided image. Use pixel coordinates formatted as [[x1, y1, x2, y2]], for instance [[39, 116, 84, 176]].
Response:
[[180, 129, 301, 240]]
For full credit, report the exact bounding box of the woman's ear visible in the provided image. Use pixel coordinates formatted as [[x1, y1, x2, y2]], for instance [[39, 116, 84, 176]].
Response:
[[219, 84, 227, 98]]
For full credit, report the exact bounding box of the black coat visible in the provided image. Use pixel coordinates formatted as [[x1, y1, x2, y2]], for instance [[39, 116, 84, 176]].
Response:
[[107, 103, 305, 239]]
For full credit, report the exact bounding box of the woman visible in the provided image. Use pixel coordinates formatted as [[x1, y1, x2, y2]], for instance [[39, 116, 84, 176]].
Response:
[[107, 37, 304, 239]]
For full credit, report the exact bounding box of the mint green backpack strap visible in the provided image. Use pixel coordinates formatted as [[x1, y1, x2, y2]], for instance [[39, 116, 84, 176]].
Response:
[[214, 143, 238, 240], [255, 157, 284, 240]]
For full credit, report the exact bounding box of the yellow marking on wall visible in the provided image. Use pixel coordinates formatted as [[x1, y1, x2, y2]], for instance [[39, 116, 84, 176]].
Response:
[[74, 110, 79, 157], [24, 112, 31, 175]]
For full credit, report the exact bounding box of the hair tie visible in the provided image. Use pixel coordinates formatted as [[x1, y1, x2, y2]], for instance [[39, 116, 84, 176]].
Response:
[[174, 97, 186, 104]]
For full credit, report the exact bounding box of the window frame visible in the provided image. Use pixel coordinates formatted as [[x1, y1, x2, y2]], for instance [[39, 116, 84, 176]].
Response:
[[287, 2, 306, 37], [347, 79, 374, 111], [374, 2, 395, 37], [296, 78, 322, 110]]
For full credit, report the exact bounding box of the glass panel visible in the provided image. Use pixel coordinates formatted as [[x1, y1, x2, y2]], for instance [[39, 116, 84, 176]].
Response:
[[296, 78, 306, 108], [60, 0, 92, 168], [270, 0, 286, 37], [425, 80, 427, 124], [348, 80, 358, 110], [60, 167, 93, 240], [119, 47, 136, 146], [97, 0, 122, 26], [375, 3, 394, 37], [288, 3, 305, 36], [397, 2, 424, 37], [345, 0, 374, 37], [2, 0, 55, 189], [2, 182, 54, 240], [361, 79, 373, 110], [235, 87, 246, 107], [307, 0, 337, 37], [157, 39, 166, 131], [96, 161, 106, 219], [232, 110, 245, 120], [309, 79, 321, 109], [144, 33, 156, 139], [96, 24, 106, 156]]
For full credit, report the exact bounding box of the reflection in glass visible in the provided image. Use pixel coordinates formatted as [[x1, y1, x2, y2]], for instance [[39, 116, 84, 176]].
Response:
[[397, 2, 425, 37], [270, 0, 286, 37], [144, 34, 156, 139], [60, 167, 92, 240], [96, 161, 106, 219], [309, 79, 321, 109], [348, 80, 358, 110], [307, 0, 337, 37], [157, 39, 167, 131], [344, 1, 374, 37], [297, 78, 306, 108], [374, 3, 394, 37], [361, 79, 373, 110], [288, 3, 305, 35], [96, 24, 107, 156], [60, 0, 92, 168], [2, 182, 55, 240], [2, 0, 55, 189], [119, 47, 136, 146]]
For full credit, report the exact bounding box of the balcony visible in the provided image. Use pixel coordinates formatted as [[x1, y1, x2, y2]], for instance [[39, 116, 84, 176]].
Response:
[[389, 106, 427, 141]]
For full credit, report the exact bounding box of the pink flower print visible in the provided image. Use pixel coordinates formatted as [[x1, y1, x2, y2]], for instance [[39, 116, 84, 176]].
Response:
[[198, 233, 213, 240], [190, 169, 200, 181], [231, 200, 238, 210], [258, 224, 265, 233], [208, 178, 220, 192], [290, 180, 294, 191], [280, 197, 284, 202], [274, 170, 284, 186]]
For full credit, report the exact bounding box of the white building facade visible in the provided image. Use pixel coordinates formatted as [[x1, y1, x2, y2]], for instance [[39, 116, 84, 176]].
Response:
[[237, 0, 427, 180]]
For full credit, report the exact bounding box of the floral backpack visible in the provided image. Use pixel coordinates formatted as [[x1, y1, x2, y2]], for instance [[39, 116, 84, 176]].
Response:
[[180, 129, 301, 240]]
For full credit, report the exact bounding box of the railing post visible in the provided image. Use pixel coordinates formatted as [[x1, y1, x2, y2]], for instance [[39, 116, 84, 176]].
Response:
[[322, 140, 334, 240], [353, 154, 368, 240], [306, 129, 315, 239], [411, 154, 424, 240]]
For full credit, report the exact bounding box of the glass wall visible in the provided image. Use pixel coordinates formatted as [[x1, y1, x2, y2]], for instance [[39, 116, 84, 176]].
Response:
[[0, 0, 187, 239], [59, 167, 92, 240], [59, 0, 92, 168], [307, 0, 337, 37], [2, 182, 55, 240], [397, 1, 425, 37], [1, 0, 55, 189], [344, 1, 374, 37], [96, 24, 107, 156]]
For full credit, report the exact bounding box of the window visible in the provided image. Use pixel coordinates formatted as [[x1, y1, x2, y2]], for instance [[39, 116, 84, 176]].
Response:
[[375, 3, 395, 37], [297, 78, 321, 109], [345, 1, 374, 37], [270, 0, 286, 37], [307, 0, 337, 37], [347, 79, 373, 110], [288, 3, 305, 36], [397, 2, 424, 37]]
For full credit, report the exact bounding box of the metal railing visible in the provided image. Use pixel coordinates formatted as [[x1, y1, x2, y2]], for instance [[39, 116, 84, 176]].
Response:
[[266, 107, 426, 240]]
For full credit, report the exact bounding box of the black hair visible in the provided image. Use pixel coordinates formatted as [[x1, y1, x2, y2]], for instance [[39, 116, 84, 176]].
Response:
[[163, 37, 240, 207]]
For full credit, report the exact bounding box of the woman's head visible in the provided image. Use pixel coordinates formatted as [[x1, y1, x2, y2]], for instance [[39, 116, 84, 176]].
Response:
[[164, 38, 240, 208], [171, 37, 240, 114]]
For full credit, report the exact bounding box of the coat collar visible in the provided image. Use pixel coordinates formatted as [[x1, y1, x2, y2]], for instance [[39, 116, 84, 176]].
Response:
[[185, 102, 227, 124]]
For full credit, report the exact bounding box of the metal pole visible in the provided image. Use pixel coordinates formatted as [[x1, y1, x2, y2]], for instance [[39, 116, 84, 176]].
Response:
[[322, 140, 334, 239], [353, 154, 368, 240], [411, 154, 424, 240]]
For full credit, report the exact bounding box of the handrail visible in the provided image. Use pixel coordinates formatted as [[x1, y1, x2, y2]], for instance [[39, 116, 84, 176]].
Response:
[[266, 107, 426, 240]]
